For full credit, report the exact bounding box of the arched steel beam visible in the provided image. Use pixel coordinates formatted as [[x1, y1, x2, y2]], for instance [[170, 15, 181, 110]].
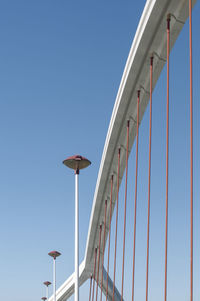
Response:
[[48, 0, 197, 300]]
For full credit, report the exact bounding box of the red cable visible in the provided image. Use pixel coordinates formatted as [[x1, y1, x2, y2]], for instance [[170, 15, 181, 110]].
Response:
[[189, 1, 193, 300], [164, 16, 170, 301], [132, 91, 140, 301], [92, 248, 97, 301], [95, 225, 102, 301], [106, 175, 114, 301], [145, 56, 153, 301], [100, 200, 107, 301], [112, 148, 121, 301], [121, 120, 130, 301], [89, 275, 92, 301]]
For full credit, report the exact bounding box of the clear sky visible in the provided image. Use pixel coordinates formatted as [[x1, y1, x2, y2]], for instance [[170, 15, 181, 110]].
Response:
[[0, 1, 199, 301]]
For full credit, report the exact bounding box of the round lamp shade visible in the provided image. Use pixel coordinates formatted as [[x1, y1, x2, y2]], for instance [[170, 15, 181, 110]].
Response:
[[44, 281, 51, 287], [63, 155, 91, 170], [48, 251, 61, 259]]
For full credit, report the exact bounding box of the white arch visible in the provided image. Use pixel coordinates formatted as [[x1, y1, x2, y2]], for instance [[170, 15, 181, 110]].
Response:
[[49, 0, 197, 300]]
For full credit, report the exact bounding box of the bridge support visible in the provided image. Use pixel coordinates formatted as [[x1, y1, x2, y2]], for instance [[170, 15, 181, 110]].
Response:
[[98, 266, 123, 301]]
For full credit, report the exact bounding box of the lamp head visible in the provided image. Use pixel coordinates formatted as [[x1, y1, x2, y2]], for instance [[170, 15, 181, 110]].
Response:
[[48, 250, 61, 259], [63, 155, 91, 172], [44, 281, 51, 287]]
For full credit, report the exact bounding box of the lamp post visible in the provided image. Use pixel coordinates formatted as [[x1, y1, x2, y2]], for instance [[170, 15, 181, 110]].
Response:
[[44, 281, 51, 301], [63, 155, 91, 301], [48, 251, 61, 301], [41, 297, 47, 301]]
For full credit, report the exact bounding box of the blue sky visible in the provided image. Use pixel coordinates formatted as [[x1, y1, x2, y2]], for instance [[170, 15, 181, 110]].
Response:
[[0, 1, 199, 301]]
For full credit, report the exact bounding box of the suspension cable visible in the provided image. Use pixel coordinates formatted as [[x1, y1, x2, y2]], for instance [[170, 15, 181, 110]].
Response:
[[132, 90, 140, 301], [164, 15, 170, 301], [189, 1, 193, 300], [112, 148, 121, 301], [106, 175, 114, 301], [121, 120, 130, 301], [145, 56, 153, 301], [89, 275, 92, 301], [95, 225, 102, 301], [100, 200, 107, 301], [92, 248, 97, 301]]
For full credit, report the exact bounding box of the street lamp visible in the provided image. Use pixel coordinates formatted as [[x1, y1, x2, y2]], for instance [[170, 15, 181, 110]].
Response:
[[43, 281, 51, 301], [48, 251, 61, 301], [41, 297, 47, 301], [63, 155, 91, 301]]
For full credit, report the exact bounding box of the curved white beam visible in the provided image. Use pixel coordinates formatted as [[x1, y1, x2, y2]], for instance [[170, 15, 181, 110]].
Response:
[[48, 260, 122, 301], [52, 0, 197, 300], [84, 0, 196, 269]]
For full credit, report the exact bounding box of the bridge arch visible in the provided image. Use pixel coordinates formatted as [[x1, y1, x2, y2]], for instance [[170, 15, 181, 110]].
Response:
[[49, 0, 197, 300]]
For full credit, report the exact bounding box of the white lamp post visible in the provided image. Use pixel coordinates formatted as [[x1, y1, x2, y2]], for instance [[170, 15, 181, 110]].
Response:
[[44, 281, 51, 301], [48, 251, 61, 301], [63, 155, 91, 301]]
